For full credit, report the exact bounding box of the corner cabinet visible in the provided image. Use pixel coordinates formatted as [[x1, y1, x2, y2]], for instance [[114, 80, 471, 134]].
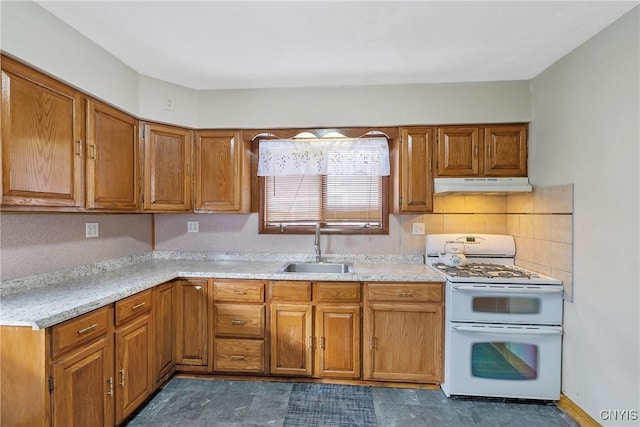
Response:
[[86, 99, 140, 211], [194, 130, 250, 212], [142, 123, 193, 212], [175, 278, 210, 370], [363, 282, 443, 383], [397, 127, 434, 213], [1, 56, 85, 209], [435, 124, 527, 177]]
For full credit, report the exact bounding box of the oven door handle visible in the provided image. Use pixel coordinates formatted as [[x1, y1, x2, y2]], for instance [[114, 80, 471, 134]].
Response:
[[451, 325, 563, 335], [452, 285, 563, 294]]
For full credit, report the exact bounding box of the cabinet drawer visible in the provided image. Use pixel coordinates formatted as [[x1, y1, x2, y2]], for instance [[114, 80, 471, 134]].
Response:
[[214, 338, 265, 373], [213, 280, 264, 302], [366, 283, 442, 303], [115, 289, 152, 326], [270, 281, 312, 302], [51, 306, 111, 358], [315, 282, 361, 302], [214, 304, 265, 338]]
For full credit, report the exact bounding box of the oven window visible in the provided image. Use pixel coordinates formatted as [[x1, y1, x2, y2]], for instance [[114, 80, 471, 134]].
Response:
[[471, 342, 538, 380], [472, 297, 541, 314]]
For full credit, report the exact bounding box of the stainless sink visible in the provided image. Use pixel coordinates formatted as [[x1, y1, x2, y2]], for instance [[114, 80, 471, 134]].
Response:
[[278, 262, 355, 274]]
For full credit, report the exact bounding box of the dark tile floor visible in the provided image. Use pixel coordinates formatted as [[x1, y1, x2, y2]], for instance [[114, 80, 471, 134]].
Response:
[[126, 377, 579, 427]]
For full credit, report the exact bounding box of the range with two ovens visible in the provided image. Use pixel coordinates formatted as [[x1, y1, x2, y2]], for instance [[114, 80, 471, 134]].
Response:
[[426, 234, 563, 401]]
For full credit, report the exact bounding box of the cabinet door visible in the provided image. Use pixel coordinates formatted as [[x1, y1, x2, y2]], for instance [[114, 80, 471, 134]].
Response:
[[175, 279, 208, 366], [195, 130, 248, 212], [86, 100, 140, 210], [1, 57, 84, 208], [269, 303, 313, 376], [484, 125, 528, 176], [363, 303, 443, 383], [51, 336, 114, 427], [154, 281, 175, 386], [315, 305, 361, 379], [115, 315, 153, 424], [436, 127, 481, 176], [399, 127, 433, 212], [143, 123, 192, 211]]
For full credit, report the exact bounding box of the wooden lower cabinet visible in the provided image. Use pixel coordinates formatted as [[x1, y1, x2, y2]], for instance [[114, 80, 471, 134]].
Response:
[[51, 336, 115, 427], [212, 279, 266, 374], [363, 283, 444, 383], [268, 281, 361, 379], [175, 279, 209, 367], [114, 314, 153, 424], [153, 281, 176, 386], [270, 303, 314, 376], [315, 306, 360, 379]]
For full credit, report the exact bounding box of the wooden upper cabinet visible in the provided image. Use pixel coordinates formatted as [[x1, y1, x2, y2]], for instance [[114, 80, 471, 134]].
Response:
[[1, 56, 84, 209], [483, 124, 528, 176], [143, 123, 192, 211], [399, 127, 434, 213], [436, 126, 481, 176], [86, 100, 140, 210], [436, 124, 528, 177], [195, 130, 249, 212]]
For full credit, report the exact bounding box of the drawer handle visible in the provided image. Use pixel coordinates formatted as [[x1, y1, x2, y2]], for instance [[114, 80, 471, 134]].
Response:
[[77, 323, 98, 335], [231, 319, 247, 326], [232, 290, 247, 295], [230, 355, 245, 361], [132, 302, 146, 309], [398, 291, 415, 297]]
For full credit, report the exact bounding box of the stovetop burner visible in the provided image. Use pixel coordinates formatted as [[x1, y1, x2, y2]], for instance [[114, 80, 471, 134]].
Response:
[[432, 262, 536, 279]]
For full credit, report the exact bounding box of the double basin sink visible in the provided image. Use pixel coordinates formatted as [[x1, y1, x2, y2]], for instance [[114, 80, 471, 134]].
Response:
[[278, 261, 355, 274]]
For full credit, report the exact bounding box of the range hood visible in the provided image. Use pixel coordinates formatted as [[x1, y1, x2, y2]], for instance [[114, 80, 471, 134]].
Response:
[[434, 177, 532, 194]]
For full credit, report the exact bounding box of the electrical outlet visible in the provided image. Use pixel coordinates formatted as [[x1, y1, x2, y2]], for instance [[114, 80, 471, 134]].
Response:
[[187, 221, 199, 233], [164, 96, 176, 111], [86, 223, 99, 238], [412, 223, 425, 235]]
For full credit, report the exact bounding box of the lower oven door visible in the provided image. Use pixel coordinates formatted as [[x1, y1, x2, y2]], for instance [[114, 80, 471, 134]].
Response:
[[448, 283, 563, 324], [442, 323, 562, 400]]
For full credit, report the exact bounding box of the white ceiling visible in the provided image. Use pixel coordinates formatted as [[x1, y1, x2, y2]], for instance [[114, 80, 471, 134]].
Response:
[[36, 1, 638, 90]]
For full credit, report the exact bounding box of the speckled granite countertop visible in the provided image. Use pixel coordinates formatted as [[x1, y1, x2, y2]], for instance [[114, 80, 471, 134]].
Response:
[[0, 252, 445, 330]]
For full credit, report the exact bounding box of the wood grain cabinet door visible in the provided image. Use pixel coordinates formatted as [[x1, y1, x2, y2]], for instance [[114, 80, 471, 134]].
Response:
[[153, 281, 176, 386], [315, 305, 361, 379], [115, 315, 153, 424], [175, 279, 209, 366], [86, 100, 140, 210], [436, 126, 481, 177], [143, 123, 192, 211], [364, 303, 443, 383], [51, 336, 114, 427], [483, 125, 528, 176], [269, 303, 313, 376], [1, 57, 84, 209], [399, 127, 434, 212], [195, 130, 248, 212]]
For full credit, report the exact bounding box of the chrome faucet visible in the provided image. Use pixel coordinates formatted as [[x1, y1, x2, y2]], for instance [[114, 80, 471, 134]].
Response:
[[314, 222, 322, 263]]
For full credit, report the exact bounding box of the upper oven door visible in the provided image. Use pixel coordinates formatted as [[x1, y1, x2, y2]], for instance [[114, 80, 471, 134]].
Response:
[[447, 283, 563, 325]]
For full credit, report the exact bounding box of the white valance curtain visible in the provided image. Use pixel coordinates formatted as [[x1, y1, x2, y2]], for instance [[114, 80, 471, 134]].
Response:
[[257, 137, 390, 177]]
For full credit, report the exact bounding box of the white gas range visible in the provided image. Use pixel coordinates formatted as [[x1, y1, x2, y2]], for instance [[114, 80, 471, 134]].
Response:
[[426, 234, 564, 401]]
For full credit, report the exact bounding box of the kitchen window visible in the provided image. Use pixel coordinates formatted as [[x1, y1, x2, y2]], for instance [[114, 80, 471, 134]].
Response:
[[257, 134, 390, 234]]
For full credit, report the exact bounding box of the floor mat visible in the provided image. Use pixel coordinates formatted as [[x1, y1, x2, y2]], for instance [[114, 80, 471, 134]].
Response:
[[283, 383, 377, 427]]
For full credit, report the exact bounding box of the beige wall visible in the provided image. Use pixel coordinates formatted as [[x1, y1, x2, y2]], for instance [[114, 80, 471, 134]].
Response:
[[0, 214, 153, 280], [530, 7, 639, 425]]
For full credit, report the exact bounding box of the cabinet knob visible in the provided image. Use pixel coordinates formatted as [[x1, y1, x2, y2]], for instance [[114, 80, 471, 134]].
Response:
[[194, 286, 202, 291]]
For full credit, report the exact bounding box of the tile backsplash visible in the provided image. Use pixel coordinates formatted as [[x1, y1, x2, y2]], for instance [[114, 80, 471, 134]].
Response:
[[419, 184, 574, 301]]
